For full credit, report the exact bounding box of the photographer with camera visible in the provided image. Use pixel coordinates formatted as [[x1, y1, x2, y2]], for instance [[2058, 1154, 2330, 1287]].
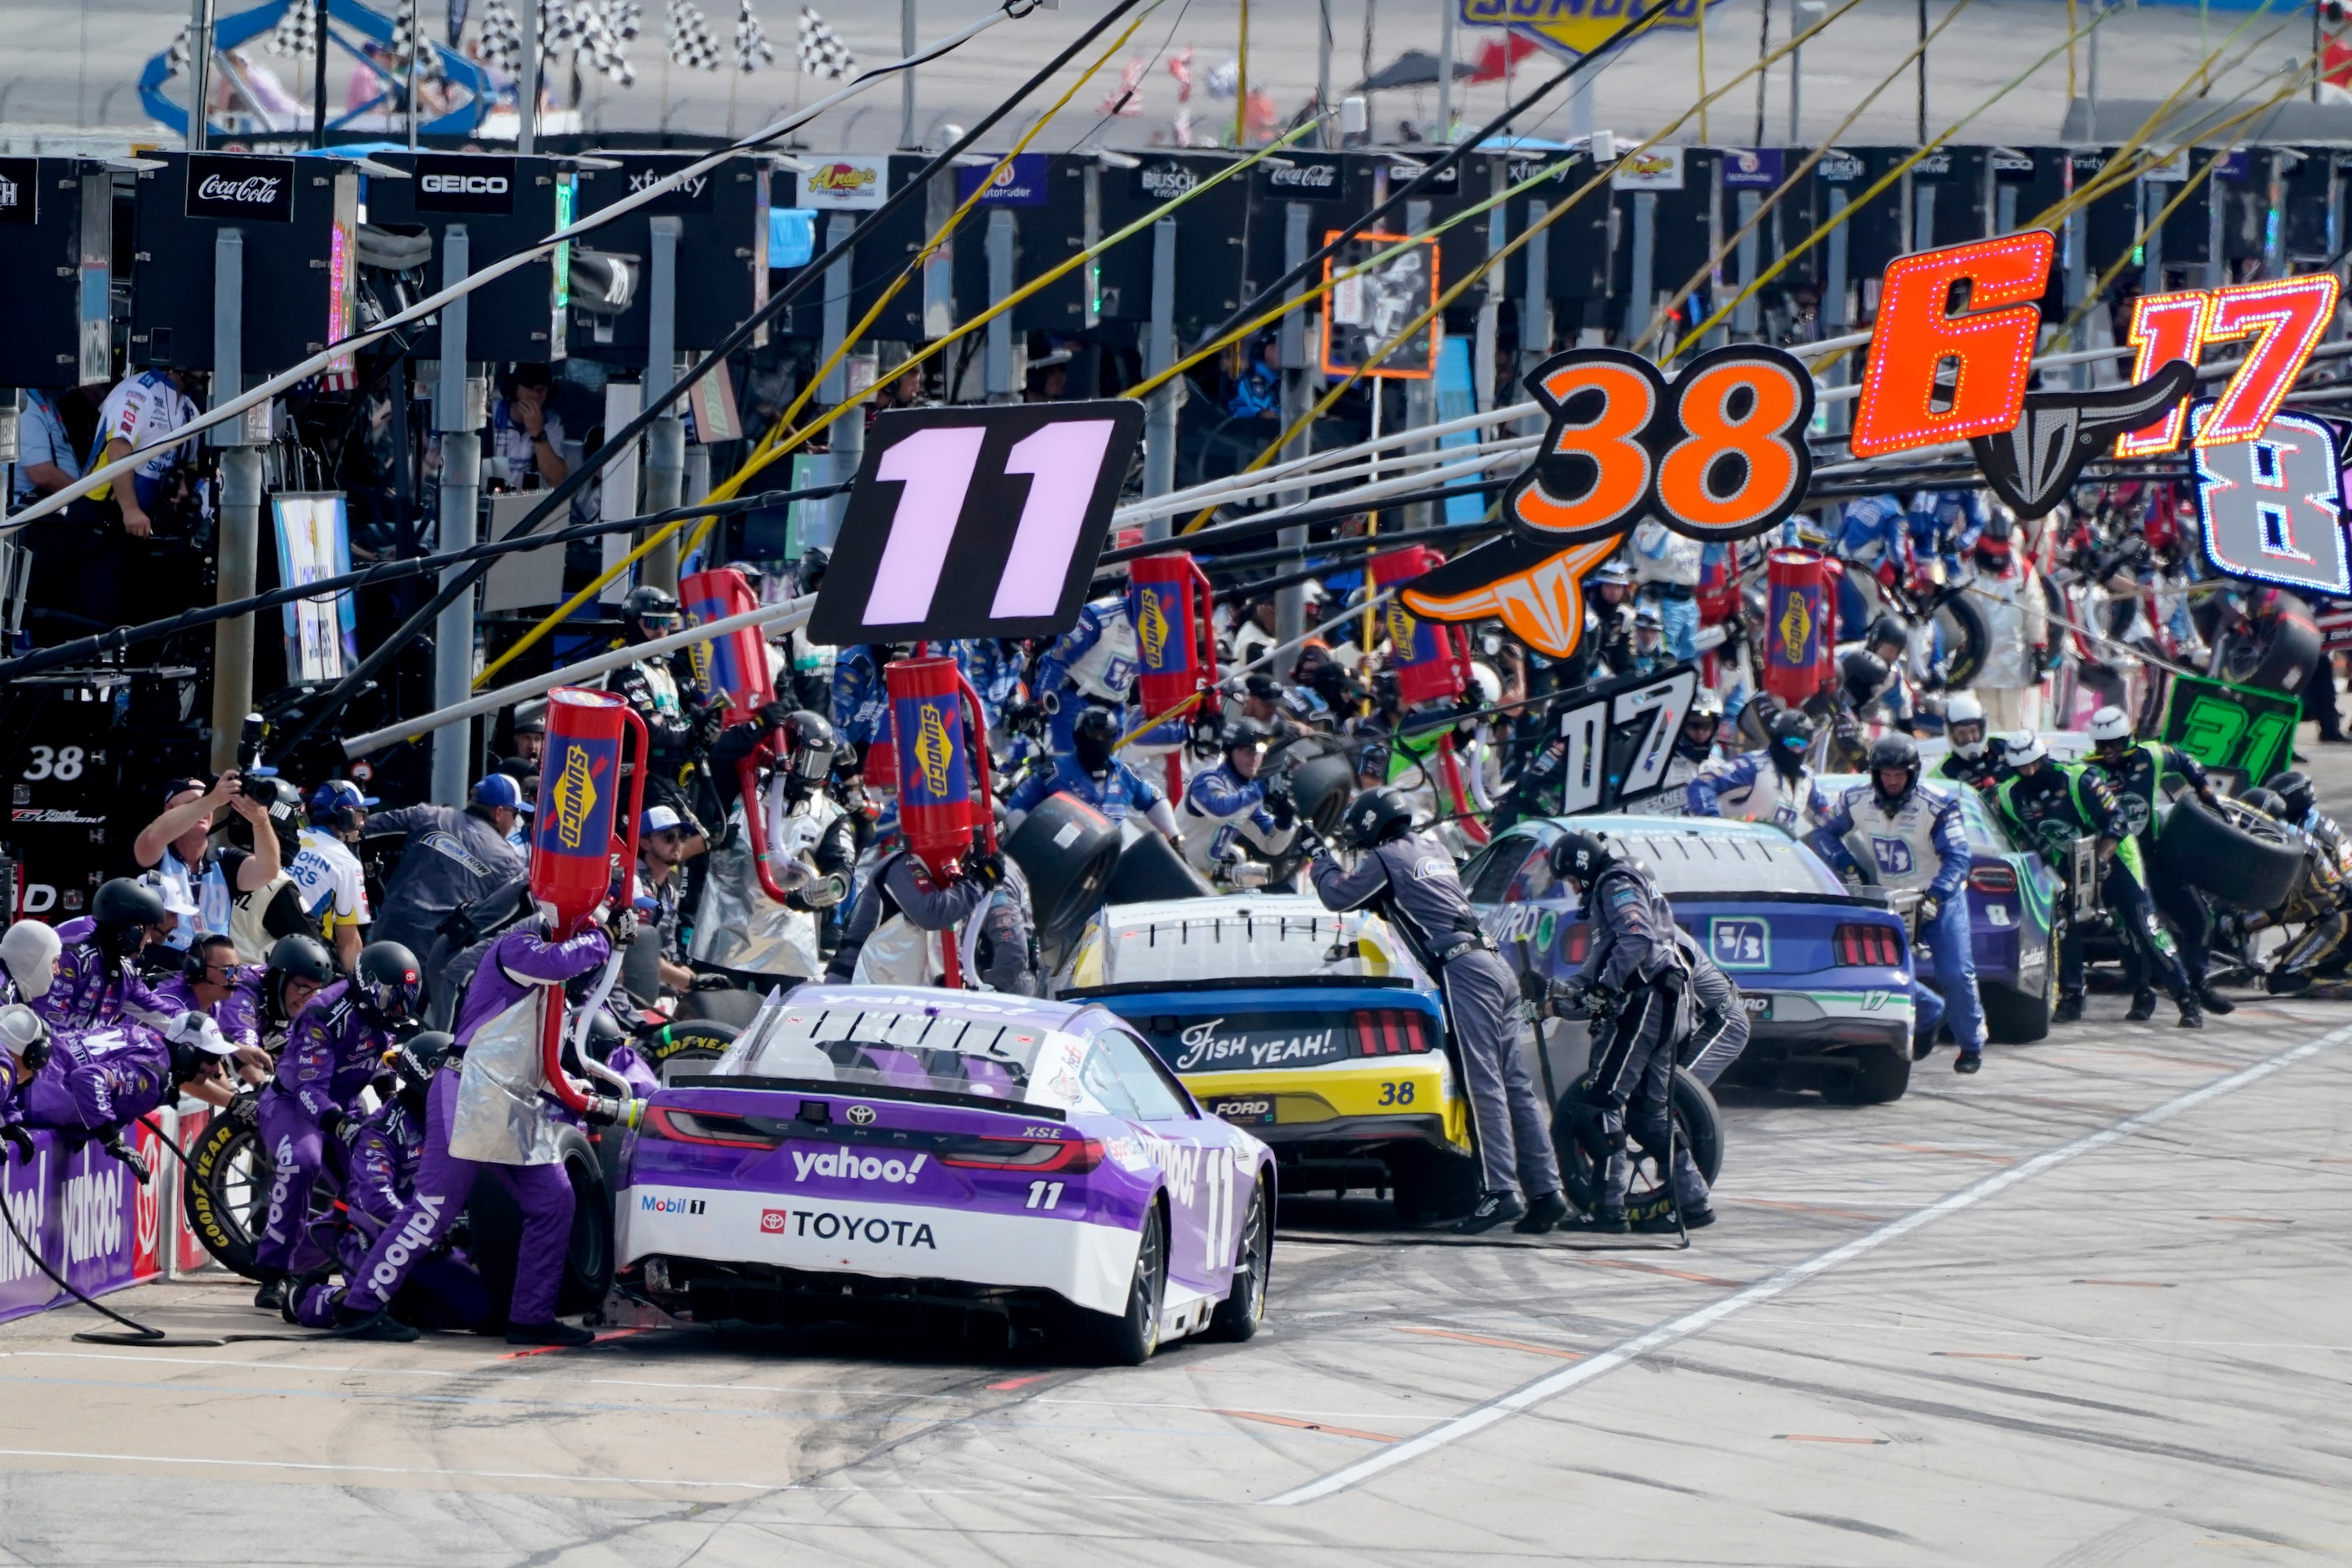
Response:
[[1550, 832, 1714, 1233], [132, 771, 285, 954], [1308, 787, 1564, 1235]]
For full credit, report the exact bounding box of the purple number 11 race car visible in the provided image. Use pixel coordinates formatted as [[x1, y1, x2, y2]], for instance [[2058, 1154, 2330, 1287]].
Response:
[[615, 984, 1276, 1363]]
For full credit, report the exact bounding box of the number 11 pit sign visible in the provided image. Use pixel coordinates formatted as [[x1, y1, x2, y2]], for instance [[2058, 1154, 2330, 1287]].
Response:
[[810, 401, 1146, 645]]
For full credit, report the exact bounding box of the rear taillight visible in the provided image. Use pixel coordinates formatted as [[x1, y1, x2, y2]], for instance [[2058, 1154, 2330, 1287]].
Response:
[[1968, 864, 2016, 894], [937, 1136, 1104, 1173], [1834, 923, 1906, 968], [643, 1105, 785, 1148], [1562, 923, 1591, 963], [1351, 1009, 1434, 1055]]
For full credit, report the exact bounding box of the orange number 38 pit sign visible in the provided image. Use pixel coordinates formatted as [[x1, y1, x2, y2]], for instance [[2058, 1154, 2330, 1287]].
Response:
[[1404, 230, 2327, 660]]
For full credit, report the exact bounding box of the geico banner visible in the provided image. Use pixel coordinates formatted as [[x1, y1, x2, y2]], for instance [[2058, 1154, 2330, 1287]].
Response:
[[0, 1113, 171, 1324]]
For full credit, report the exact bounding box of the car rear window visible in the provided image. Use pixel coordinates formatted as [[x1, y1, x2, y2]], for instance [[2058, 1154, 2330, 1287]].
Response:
[[1125, 1006, 1434, 1074], [1612, 826, 1842, 898], [712, 1003, 1077, 1106]]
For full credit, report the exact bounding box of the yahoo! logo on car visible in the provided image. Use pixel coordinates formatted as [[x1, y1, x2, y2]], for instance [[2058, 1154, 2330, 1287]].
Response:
[[790, 1149, 927, 1185], [777, 1208, 938, 1248]]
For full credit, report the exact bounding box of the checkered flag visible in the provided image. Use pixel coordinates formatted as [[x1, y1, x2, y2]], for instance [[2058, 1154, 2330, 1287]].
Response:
[[478, 0, 523, 74], [796, 5, 852, 78], [390, 0, 447, 83], [732, 0, 772, 73], [163, 22, 192, 76], [667, 0, 722, 69], [578, 0, 638, 83], [265, 1, 317, 58]]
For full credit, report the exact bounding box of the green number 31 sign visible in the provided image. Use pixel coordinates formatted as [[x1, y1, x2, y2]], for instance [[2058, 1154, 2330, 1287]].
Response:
[[2158, 672, 2302, 785]]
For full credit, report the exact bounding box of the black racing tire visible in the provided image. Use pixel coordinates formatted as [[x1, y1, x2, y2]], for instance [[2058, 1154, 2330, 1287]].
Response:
[[1981, 943, 2059, 1044], [638, 1019, 739, 1085], [181, 1094, 272, 1280], [1101, 822, 1217, 905], [1205, 1176, 1272, 1343], [1388, 1141, 1482, 1223], [464, 1124, 615, 1327], [1065, 1198, 1166, 1366], [2154, 796, 2304, 911], [1004, 792, 1125, 946], [1284, 750, 1359, 842], [2212, 597, 2322, 695], [670, 984, 767, 1029], [1555, 1068, 1723, 1225], [1823, 1042, 1911, 1105], [1931, 590, 1990, 692]]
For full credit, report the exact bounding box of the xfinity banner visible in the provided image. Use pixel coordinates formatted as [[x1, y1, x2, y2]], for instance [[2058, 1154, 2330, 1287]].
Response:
[[185, 153, 296, 222], [413, 154, 517, 215]]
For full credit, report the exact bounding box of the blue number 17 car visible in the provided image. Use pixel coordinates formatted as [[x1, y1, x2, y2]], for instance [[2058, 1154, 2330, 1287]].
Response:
[[1463, 815, 1922, 1104]]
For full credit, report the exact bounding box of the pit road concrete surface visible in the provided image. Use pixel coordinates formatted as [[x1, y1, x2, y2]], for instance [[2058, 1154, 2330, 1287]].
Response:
[[5, 745, 2352, 1565]]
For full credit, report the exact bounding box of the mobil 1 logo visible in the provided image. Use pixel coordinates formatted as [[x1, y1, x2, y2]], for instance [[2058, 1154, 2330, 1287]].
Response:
[[810, 401, 1146, 645], [414, 154, 517, 215]]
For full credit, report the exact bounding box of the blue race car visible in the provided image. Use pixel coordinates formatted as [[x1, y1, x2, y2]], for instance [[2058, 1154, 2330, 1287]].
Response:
[[1463, 814, 1921, 1104], [1818, 773, 2064, 1042]]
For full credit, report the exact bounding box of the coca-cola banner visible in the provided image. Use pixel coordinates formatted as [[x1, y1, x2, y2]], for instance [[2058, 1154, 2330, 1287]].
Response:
[[185, 154, 296, 223]]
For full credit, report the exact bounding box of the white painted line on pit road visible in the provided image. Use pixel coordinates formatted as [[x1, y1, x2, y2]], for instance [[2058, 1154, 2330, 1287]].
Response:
[[1263, 1022, 2352, 1507]]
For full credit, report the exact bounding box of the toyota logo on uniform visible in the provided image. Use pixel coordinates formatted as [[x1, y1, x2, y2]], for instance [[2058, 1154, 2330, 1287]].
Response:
[[184, 154, 296, 222]]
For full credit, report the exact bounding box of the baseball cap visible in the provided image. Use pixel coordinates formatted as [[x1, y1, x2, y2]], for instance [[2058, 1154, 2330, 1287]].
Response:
[[472, 773, 535, 814], [139, 874, 200, 921], [160, 776, 210, 803], [1243, 672, 1282, 701], [642, 805, 687, 835]]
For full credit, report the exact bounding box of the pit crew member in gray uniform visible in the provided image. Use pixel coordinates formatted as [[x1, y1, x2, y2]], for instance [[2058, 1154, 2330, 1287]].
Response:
[[1806, 734, 1989, 1073], [362, 776, 530, 969], [825, 840, 1007, 989], [1552, 830, 1715, 1232], [1308, 787, 1565, 1235]]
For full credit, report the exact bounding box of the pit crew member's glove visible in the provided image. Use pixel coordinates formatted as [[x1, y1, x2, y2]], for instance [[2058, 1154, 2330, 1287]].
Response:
[[689, 971, 734, 992], [1917, 894, 1940, 924], [1, 1125, 33, 1164], [1267, 790, 1297, 830], [102, 1132, 149, 1186]]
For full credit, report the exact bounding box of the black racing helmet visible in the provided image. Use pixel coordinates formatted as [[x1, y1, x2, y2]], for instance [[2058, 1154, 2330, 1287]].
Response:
[[1864, 614, 1909, 655], [351, 941, 424, 1030], [620, 584, 683, 641], [2270, 769, 2316, 824], [1868, 733, 1922, 804], [1768, 706, 1815, 753], [780, 709, 838, 780], [1550, 829, 1618, 885], [1339, 786, 1414, 849], [1841, 649, 1891, 707], [90, 878, 168, 959], [265, 933, 337, 1014], [1220, 716, 1272, 759]]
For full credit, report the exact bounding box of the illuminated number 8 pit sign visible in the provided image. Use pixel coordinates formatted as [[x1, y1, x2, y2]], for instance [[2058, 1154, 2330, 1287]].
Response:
[[2189, 402, 2350, 597]]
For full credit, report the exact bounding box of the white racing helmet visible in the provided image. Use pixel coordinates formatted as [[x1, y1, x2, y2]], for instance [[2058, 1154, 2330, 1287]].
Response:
[[1944, 692, 1987, 759], [2087, 705, 2133, 747], [0, 920, 61, 1002], [2006, 730, 2051, 768]]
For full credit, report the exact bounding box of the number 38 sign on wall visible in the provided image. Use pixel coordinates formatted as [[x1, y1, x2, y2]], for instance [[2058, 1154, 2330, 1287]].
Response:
[[810, 401, 1146, 645]]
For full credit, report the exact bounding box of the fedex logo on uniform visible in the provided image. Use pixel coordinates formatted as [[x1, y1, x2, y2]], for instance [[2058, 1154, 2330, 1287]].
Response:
[[1710, 917, 1771, 969]]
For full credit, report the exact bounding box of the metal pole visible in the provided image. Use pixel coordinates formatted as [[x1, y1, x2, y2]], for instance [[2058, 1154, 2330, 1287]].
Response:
[[1143, 218, 1178, 520], [1627, 190, 1657, 350], [985, 208, 1018, 402], [642, 215, 684, 592], [1756, 0, 1770, 149], [900, 0, 919, 147], [311, 0, 330, 149], [1437, 0, 1456, 144], [185, 0, 213, 151], [2065, 203, 2089, 388], [1317, 0, 1333, 146], [814, 212, 857, 543], [1521, 196, 1550, 433], [1401, 196, 1434, 529], [432, 226, 479, 806], [1915, 0, 1928, 144], [1824, 188, 1851, 432], [1734, 190, 1762, 335], [209, 226, 257, 774], [408, 0, 423, 149], [1475, 163, 1506, 409], [518, 0, 539, 154], [1788, 0, 1802, 142], [1277, 201, 1313, 645], [2087, 3, 2102, 128]]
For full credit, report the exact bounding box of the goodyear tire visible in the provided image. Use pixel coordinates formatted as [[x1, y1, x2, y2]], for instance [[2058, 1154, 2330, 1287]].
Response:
[[1065, 1199, 1166, 1366], [1555, 1069, 1723, 1225], [638, 1019, 740, 1072], [181, 1094, 272, 1280], [1824, 1042, 1912, 1105], [1980, 919, 2061, 1044], [464, 1123, 614, 1326], [2212, 596, 2322, 695], [1204, 1176, 1272, 1343], [1388, 1142, 1482, 1223], [1102, 822, 1217, 904], [1004, 792, 1125, 948], [1931, 590, 1990, 691], [2154, 795, 2304, 911]]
